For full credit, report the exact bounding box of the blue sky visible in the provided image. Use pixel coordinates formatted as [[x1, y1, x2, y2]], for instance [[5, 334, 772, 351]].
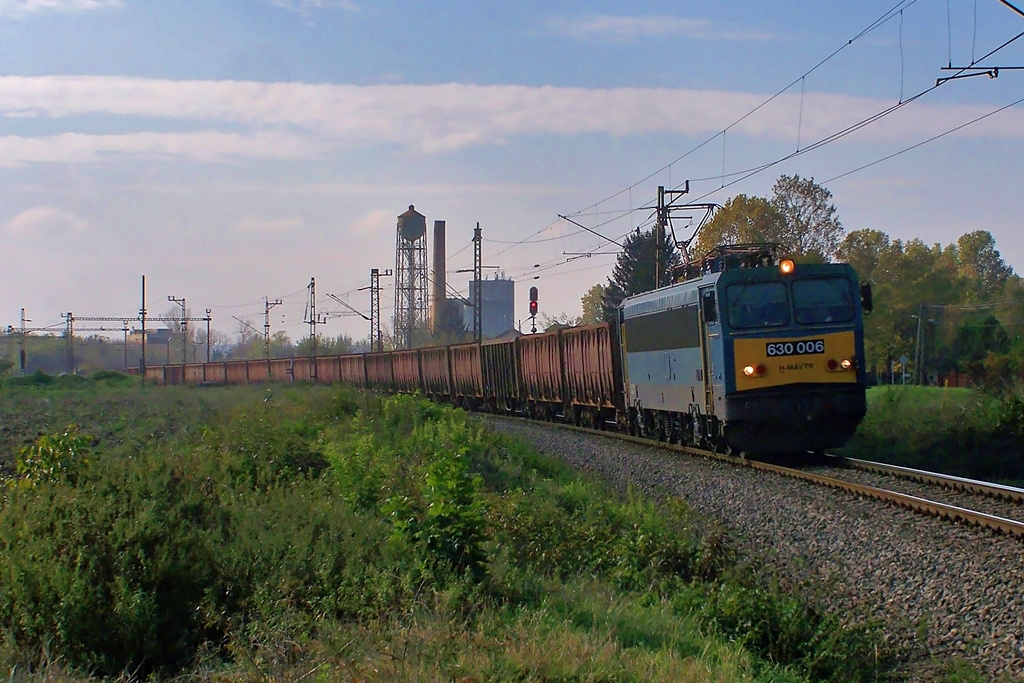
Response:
[[2, 0, 1024, 345]]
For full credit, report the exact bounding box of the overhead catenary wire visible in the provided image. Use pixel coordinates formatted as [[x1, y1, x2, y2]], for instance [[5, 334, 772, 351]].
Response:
[[565, 0, 923, 221], [548, 0, 1024, 271]]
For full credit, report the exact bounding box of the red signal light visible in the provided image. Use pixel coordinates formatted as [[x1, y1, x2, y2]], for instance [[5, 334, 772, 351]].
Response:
[[529, 300, 538, 316]]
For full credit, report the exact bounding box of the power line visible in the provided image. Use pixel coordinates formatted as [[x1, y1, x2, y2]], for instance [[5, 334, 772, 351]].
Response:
[[564, 0, 922, 220], [823, 91, 1024, 183]]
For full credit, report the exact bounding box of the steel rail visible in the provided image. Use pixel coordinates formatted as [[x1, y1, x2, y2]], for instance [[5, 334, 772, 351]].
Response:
[[744, 458, 1024, 539], [826, 455, 1024, 503], [494, 417, 1024, 539]]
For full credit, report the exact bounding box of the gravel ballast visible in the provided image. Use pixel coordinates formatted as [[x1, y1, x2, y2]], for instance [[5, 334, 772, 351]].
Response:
[[483, 417, 1024, 680]]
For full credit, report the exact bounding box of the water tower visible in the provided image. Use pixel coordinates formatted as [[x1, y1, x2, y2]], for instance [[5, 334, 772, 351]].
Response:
[[394, 205, 429, 349]]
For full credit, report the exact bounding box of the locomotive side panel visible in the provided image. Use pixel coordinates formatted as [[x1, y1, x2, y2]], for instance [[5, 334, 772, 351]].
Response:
[[621, 283, 706, 417]]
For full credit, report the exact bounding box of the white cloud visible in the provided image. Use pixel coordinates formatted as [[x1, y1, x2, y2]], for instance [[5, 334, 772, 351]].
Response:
[[548, 14, 774, 42], [0, 0, 123, 18], [234, 215, 303, 234], [267, 0, 357, 13], [349, 209, 393, 236], [2, 206, 87, 238], [0, 76, 1022, 165], [0, 130, 318, 167]]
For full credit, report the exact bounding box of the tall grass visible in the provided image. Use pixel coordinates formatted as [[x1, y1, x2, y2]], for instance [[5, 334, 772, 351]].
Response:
[[839, 385, 1024, 484], [0, 384, 898, 681]]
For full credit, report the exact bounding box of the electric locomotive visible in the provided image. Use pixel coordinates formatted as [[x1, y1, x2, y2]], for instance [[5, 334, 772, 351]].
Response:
[[619, 244, 871, 455]]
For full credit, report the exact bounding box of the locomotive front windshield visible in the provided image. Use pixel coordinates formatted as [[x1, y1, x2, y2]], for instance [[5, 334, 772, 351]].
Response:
[[727, 276, 856, 330], [727, 282, 789, 329], [792, 277, 856, 324]]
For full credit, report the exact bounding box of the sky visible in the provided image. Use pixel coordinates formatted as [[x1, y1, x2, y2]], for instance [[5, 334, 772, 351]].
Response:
[[2, 0, 1024, 346]]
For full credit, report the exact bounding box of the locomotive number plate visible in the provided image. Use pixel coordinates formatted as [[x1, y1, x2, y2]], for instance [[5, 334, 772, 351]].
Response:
[[765, 339, 824, 357]]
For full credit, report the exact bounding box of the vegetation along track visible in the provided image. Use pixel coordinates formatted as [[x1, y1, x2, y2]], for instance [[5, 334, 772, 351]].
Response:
[[482, 414, 1024, 678], [495, 415, 1024, 538]]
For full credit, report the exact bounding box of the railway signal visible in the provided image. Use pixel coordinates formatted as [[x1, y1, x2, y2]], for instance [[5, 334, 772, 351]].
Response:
[[529, 286, 538, 333]]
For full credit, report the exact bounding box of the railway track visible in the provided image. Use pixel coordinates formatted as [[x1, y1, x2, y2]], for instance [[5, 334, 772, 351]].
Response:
[[498, 416, 1024, 539]]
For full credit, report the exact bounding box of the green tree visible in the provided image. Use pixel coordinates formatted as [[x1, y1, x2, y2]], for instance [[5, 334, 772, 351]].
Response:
[[601, 227, 683, 321], [431, 299, 470, 345], [836, 228, 891, 283], [691, 175, 843, 263], [953, 314, 1010, 379], [580, 283, 606, 325], [770, 174, 844, 260], [955, 230, 1012, 302], [693, 194, 785, 259]]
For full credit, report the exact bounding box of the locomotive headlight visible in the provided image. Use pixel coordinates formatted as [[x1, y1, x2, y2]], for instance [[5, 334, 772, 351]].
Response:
[[779, 259, 796, 275], [841, 358, 854, 370], [743, 364, 768, 377]]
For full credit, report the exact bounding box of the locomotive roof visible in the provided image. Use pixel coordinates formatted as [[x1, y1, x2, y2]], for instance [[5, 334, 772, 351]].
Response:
[[620, 271, 719, 319], [620, 260, 858, 319]]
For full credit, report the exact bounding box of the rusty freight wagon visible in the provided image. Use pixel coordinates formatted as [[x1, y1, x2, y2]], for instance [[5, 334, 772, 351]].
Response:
[[450, 343, 483, 409], [364, 352, 395, 392], [481, 337, 518, 413], [420, 346, 452, 401], [518, 329, 564, 420], [391, 349, 422, 393], [561, 322, 624, 428]]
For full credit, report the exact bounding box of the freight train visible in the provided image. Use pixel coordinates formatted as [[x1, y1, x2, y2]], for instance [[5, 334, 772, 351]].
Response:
[[148, 244, 872, 456]]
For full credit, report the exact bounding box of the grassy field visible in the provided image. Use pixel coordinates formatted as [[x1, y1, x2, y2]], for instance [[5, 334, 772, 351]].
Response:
[[837, 385, 1024, 485], [0, 376, 917, 681]]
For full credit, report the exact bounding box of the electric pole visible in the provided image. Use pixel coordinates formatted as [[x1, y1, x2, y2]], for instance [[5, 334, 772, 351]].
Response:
[[62, 312, 74, 375], [264, 296, 282, 378], [473, 223, 482, 344], [369, 268, 392, 352], [20, 308, 29, 375], [168, 295, 186, 369]]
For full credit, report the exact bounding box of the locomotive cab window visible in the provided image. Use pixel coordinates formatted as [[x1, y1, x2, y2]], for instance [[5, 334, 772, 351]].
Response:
[[727, 282, 789, 329], [701, 289, 718, 324], [792, 278, 856, 324]]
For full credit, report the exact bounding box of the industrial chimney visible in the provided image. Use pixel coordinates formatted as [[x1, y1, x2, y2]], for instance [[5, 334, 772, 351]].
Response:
[[431, 220, 446, 334]]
